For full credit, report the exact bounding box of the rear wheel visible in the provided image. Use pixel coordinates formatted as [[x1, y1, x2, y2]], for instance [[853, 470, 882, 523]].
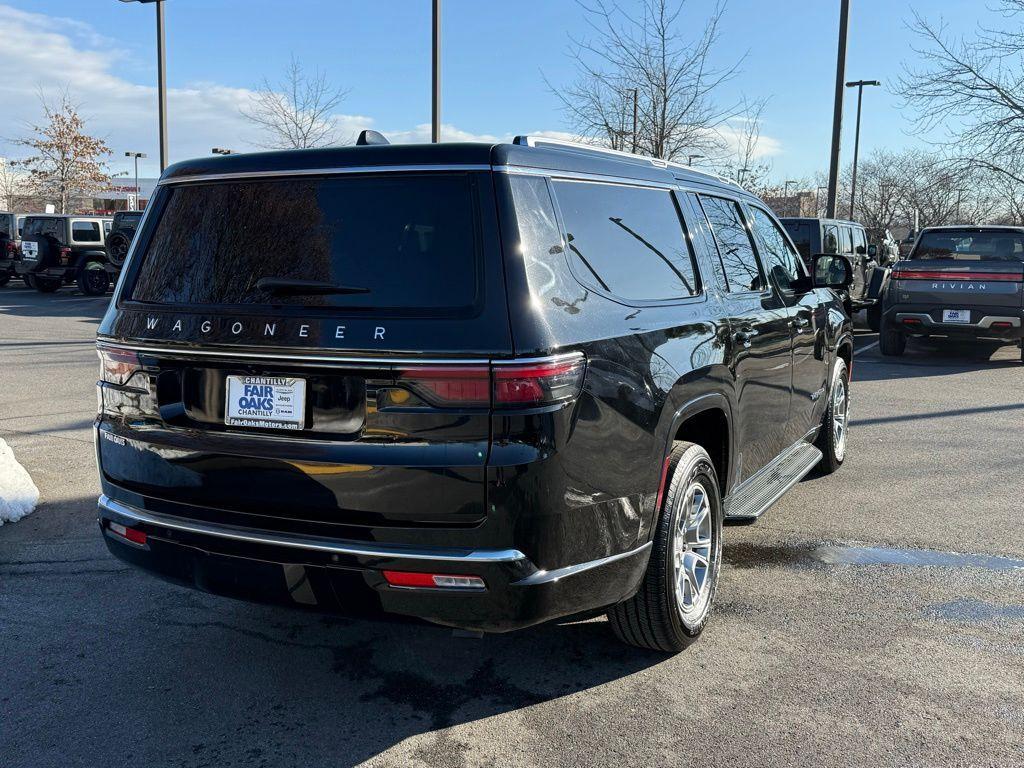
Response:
[[77, 262, 110, 296], [815, 357, 849, 475], [879, 316, 906, 356], [608, 441, 723, 652], [34, 276, 60, 293]]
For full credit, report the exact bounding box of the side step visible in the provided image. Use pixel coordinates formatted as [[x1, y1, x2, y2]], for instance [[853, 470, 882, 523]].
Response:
[[724, 441, 823, 520]]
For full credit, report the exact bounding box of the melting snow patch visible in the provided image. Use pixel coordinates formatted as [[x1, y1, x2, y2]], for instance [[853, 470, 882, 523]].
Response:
[[0, 438, 40, 524]]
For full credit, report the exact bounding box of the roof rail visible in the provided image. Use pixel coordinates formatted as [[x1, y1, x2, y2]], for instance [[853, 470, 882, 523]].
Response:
[[512, 135, 738, 187]]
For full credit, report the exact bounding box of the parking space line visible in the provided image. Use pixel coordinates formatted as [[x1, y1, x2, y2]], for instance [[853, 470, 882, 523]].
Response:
[[854, 341, 879, 357]]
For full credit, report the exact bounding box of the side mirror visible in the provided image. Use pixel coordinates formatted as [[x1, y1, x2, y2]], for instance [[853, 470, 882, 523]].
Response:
[[812, 254, 853, 289], [867, 244, 877, 258], [856, 245, 867, 255]]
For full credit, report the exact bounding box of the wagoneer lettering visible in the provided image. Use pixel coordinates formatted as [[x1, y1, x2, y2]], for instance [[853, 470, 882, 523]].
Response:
[[94, 137, 855, 652]]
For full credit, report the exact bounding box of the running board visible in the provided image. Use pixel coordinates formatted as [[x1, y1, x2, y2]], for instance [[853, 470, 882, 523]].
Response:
[[724, 441, 823, 520]]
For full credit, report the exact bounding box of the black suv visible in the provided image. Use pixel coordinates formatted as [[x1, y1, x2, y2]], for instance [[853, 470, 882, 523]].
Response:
[[880, 225, 1024, 361], [105, 210, 144, 269], [16, 213, 114, 295], [780, 217, 887, 329], [0, 211, 27, 286], [94, 138, 854, 651]]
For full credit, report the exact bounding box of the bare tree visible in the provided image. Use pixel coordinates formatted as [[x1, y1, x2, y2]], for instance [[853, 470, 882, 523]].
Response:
[[550, 0, 744, 161], [720, 96, 773, 189], [241, 56, 350, 149], [0, 160, 26, 210], [14, 92, 111, 214], [897, 3, 1024, 184]]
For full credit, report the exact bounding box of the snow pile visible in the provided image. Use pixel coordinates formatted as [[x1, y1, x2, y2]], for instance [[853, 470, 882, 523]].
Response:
[[0, 438, 39, 525]]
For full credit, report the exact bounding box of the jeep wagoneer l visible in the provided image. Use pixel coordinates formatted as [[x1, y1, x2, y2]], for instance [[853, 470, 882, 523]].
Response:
[[94, 136, 854, 651]]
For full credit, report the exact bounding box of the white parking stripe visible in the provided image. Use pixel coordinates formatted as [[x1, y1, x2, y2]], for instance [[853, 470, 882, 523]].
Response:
[[854, 341, 880, 357]]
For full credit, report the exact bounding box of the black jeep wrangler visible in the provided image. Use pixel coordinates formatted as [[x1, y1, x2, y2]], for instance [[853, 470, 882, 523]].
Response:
[[16, 214, 114, 295], [105, 210, 144, 269], [94, 137, 854, 651]]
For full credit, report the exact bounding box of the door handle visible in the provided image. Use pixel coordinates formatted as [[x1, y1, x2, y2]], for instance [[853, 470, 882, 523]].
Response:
[[791, 316, 810, 333], [734, 328, 759, 348]]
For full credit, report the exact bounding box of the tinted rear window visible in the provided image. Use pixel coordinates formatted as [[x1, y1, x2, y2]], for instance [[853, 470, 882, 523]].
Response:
[[24, 218, 64, 242], [128, 174, 482, 312], [912, 230, 1024, 262]]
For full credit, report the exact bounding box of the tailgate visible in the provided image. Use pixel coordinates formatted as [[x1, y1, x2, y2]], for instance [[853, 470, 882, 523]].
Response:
[[891, 260, 1024, 311]]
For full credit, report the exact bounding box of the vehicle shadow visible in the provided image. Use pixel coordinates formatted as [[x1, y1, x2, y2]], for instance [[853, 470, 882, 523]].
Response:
[[1, 500, 670, 766], [852, 337, 1021, 382], [0, 283, 110, 321]]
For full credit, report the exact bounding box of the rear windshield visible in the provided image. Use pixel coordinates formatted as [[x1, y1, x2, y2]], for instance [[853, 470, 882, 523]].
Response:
[[127, 174, 482, 312], [912, 230, 1024, 262], [24, 218, 65, 243]]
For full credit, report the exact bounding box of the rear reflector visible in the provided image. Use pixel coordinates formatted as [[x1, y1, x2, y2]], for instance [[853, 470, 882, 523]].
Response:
[[383, 570, 486, 590], [108, 521, 147, 545], [396, 353, 586, 408], [893, 268, 1022, 282], [991, 321, 1013, 330], [902, 318, 923, 326]]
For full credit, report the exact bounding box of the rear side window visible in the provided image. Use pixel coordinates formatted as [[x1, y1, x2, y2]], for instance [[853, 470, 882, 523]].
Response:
[[128, 174, 482, 312], [912, 230, 1024, 262], [852, 227, 867, 253], [72, 221, 101, 242], [839, 226, 853, 254], [552, 180, 699, 301], [0, 214, 12, 238], [698, 195, 764, 293]]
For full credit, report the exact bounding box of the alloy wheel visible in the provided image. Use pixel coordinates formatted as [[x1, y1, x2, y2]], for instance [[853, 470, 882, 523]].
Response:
[[673, 480, 714, 620], [832, 374, 849, 461]]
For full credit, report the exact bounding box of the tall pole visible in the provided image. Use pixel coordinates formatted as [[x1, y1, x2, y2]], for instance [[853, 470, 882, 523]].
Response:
[[431, 0, 441, 143], [134, 155, 140, 208], [848, 84, 863, 220], [825, 0, 850, 219], [156, 0, 168, 171], [631, 88, 638, 153]]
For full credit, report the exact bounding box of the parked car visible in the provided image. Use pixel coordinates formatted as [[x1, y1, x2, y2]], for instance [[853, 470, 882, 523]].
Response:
[[15, 213, 114, 294], [105, 210, 144, 268], [780, 217, 888, 330], [898, 230, 919, 258], [868, 228, 900, 267], [879, 225, 1024, 361], [94, 136, 854, 652], [0, 211, 28, 286]]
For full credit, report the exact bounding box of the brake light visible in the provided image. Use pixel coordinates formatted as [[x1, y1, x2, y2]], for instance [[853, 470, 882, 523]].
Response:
[[892, 267, 1021, 282], [493, 356, 586, 405], [382, 570, 486, 590], [59, 246, 71, 264], [97, 346, 141, 385], [5, 241, 14, 254], [396, 354, 586, 408]]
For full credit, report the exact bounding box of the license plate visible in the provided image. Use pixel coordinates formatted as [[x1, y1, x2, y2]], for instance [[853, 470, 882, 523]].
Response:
[[942, 309, 970, 324], [225, 375, 306, 430], [21, 241, 37, 259]]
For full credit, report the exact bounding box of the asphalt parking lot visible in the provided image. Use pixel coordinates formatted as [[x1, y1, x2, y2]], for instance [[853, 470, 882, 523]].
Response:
[[1, 284, 1022, 768]]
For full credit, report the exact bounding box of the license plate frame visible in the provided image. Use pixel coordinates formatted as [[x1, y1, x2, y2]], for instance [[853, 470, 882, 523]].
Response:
[[225, 375, 306, 430], [21, 241, 38, 259], [942, 309, 971, 324]]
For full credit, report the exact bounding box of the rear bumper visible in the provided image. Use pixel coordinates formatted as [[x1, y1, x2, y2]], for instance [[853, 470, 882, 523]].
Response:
[[886, 306, 1024, 340], [98, 494, 651, 633]]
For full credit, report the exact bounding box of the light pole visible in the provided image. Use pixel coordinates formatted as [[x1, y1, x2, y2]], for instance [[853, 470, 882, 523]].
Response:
[[825, 0, 851, 219], [687, 154, 704, 166], [124, 151, 146, 211], [120, 0, 168, 171], [846, 79, 881, 220], [432, 0, 441, 143]]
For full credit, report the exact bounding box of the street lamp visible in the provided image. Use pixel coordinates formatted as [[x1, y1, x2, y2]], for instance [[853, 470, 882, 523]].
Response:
[[432, 0, 441, 142], [119, 0, 168, 172], [124, 151, 146, 211], [687, 154, 704, 166], [211, 148, 235, 155], [845, 79, 882, 220]]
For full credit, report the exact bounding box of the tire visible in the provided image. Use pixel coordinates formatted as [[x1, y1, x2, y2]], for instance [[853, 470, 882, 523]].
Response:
[[866, 303, 881, 333], [815, 356, 849, 475], [23, 273, 36, 289], [0, 272, 10, 287], [34, 276, 60, 293], [106, 233, 131, 267], [608, 441, 723, 653], [879, 316, 906, 356], [77, 263, 110, 296]]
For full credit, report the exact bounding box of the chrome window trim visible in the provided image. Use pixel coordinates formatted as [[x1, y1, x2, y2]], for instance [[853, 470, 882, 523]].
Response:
[[158, 164, 492, 186], [99, 495, 528, 564]]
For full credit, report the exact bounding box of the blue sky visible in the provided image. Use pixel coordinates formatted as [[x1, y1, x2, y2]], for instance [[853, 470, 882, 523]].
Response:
[[0, 0, 988, 182]]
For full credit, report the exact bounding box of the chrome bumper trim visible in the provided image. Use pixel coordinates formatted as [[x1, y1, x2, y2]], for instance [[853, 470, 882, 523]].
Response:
[[511, 541, 652, 586], [97, 495, 528, 564]]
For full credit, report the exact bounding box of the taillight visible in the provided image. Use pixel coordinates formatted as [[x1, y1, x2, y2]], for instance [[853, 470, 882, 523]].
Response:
[[5, 241, 14, 254], [492, 356, 586, 406], [396, 353, 586, 409], [97, 346, 141, 385], [892, 267, 1021, 281], [59, 246, 71, 264], [107, 521, 147, 545]]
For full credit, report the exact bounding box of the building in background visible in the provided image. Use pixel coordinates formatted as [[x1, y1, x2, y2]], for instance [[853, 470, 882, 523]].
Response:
[[764, 191, 817, 218]]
